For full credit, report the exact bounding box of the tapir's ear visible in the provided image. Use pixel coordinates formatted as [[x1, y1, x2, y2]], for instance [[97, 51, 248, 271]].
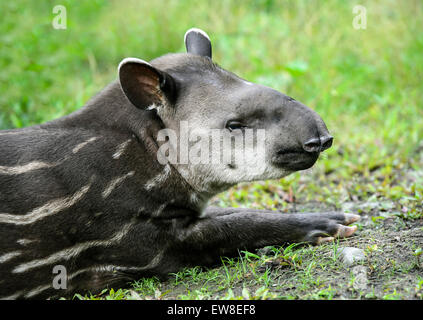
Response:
[[118, 58, 177, 109], [184, 28, 212, 59]]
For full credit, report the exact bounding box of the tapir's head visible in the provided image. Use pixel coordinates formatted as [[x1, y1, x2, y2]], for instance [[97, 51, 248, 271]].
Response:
[[118, 28, 332, 193]]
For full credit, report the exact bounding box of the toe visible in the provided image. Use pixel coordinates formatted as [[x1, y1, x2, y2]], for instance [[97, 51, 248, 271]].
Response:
[[317, 236, 335, 244], [344, 213, 360, 225], [336, 225, 358, 238], [323, 212, 360, 225]]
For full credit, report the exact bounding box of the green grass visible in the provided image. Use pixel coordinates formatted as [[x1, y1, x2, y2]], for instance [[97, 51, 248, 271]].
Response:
[[1, 0, 422, 300]]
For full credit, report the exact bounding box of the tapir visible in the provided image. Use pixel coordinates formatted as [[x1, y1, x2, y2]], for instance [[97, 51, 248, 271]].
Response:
[[0, 28, 359, 299]]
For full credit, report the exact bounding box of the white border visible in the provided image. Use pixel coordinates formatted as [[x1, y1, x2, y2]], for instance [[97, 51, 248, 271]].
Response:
[[184, 27, 210, 46]]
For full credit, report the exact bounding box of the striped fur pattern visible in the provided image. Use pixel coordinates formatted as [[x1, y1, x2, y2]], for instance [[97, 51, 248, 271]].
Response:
[[0, 28, 343, 299], [0, 82, 204, 299]]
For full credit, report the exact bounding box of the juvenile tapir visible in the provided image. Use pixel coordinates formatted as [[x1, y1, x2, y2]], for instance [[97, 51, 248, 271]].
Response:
[[0, 28, 359, 299]]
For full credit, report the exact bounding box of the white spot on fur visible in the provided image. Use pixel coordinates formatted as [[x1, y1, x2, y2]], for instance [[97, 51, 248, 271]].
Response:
[[190, 193, 199, 204], [112, 139, 131, 159], [24, 284, 52, 299], [118, 57, 152, 72], [63, 249, 166, 288], [152, 203, 167, 217], [146, 103, 163, 116], [0, 179, 93, 225], [146, 103, 158, 111], [17, 239, 35, 246], [0, 161, 56, 175], [13, 218, 137, 274], [191, 193, 208, 218], [0, 137, 98, 176], [184, 27, 211, 44], [72, 137, 98, 154], [198, 209, 207, 218], [0, 251, 21, 263], [102, 171, 135, 198], [144, 164, 171, 191], [0, 291, 25, 300]]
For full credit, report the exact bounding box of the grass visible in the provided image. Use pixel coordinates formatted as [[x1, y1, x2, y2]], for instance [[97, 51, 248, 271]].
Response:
[[1, 0, 422, 300]]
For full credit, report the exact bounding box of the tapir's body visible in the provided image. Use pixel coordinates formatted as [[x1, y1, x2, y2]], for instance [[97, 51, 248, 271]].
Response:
[[0, 81, 204, 299], [0, 29, 358, 299]]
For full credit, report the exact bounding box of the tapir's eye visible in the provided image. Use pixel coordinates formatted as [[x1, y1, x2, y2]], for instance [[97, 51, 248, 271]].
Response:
[[225, 120, 246, 132]]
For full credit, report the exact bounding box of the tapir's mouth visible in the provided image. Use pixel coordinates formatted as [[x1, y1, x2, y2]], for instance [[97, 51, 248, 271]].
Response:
[[272, 149, 319, 171]]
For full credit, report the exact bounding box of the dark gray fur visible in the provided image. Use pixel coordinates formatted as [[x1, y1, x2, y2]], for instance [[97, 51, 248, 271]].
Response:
[[0, 28, 358, 299]]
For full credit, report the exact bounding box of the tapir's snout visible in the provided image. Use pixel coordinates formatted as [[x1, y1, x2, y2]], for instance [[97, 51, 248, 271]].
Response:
[[302, 134, 333, 153], [269, 93, 333, 172]]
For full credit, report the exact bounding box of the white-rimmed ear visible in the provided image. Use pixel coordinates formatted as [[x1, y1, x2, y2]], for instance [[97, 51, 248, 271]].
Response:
[[184, 28, 212, 59], [118, 57, 177, 109]]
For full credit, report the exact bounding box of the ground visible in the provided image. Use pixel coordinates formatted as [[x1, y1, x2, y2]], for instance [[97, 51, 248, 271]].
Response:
[[74, 164, 423, 300], [1, 0, 422, 300]]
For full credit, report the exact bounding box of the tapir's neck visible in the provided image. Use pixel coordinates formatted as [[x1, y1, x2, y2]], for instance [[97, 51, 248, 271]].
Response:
[[51, 81, 214, 218]]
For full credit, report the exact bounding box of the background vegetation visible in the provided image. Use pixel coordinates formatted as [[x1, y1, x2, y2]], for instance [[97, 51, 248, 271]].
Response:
[[1, 0, 422, 299]]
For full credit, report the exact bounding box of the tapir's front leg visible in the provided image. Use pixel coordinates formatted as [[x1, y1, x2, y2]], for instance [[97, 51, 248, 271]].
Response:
[[169, 208, 359, 266]]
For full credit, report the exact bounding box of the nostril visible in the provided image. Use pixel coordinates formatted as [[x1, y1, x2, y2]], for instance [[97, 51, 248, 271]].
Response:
[[303, 137, 321, 153], [320, 135, 333, 151]]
